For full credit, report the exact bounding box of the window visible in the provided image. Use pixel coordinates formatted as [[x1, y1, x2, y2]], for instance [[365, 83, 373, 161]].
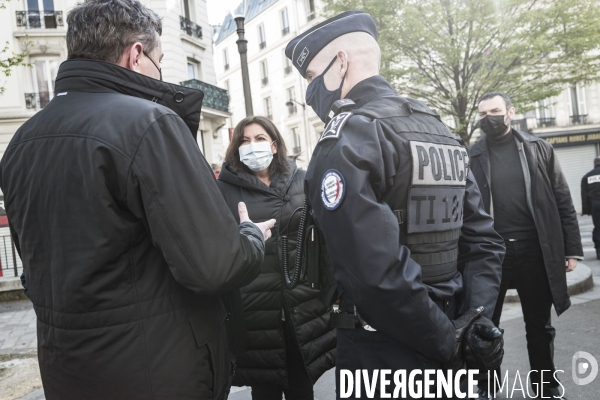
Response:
[[264, 97, 272, 120], [568, 85, 588, 125], [281, 8, 289, 36], [287, 87, 297, 115], [223, 48, 229, 71], [181, 0, 191, 21], [260, 60, 269, 86], [187, 60, 201, 80], [258, 24, 266, 49], [291, 127, 301, 154], [26, 58, 59, 108], [535, 98, 556, 127], [21, 0, 60, 29], [305, 0, 315, 21], [283, 50, 292, 75], [223, 80, 230, 101]]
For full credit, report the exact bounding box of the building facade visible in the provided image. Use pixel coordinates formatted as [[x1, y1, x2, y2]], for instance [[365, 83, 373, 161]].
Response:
[[0, 0, 229, 277], [214, 0, 324, 169], [0, 0, 230, 167]]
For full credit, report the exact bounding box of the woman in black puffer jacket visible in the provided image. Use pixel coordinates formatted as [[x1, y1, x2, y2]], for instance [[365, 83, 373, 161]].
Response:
[[217, 116, 336, 400]]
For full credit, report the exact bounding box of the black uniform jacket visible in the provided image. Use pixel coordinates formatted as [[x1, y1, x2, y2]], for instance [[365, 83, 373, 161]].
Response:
[[217, 161, 335, 388], [581, 165, 600, 215], [0, 59, 265, 400], [470, 130, 583, 315], [305, 75, 504, 363]]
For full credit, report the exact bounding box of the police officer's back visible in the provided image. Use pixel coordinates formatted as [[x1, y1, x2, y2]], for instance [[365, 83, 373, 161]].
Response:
[[582, 157, 600, 258], [286, 11, 505, 399]]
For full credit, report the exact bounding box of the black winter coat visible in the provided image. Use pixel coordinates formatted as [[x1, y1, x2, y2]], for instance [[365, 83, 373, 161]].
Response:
[[469, 130, 583, 315], [0, 60, 265, 400], [217, 162, 336, 388]]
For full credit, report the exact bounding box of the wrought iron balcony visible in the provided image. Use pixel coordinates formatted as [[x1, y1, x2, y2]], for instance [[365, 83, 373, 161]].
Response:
[[537, 117, 556, 128], [179, 79, 229, 113], [282, 27, 289, 36], [180, 16, 202, 40], [224, 63, 229, 71], [292, 146, 301, 154], [571, 114, 588, 125], [259, 41, 267, 50], [284, 66, 292, 75], [25, 92, 51, 109], [261, 77, 269, 86], [16, 10, 63, 29]]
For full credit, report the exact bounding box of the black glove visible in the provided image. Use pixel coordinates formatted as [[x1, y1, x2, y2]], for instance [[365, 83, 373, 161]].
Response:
[[462, 316, 504, 372], [446, 306, 485, 370]]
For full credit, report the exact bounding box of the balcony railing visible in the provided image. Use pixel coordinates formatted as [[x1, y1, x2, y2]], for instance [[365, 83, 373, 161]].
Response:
[[180, 16, 202, 40], [179, 79, 229, 113], [284, 66, 292, 75], [510, 118, 528, 132], [571, 114, 588, 125], [16, 10, 63, 29], [25, 92, 51, 109], [261, 77, 269, 86], [282, 27, 289, 36], [537, 117, 556, 128], [292, 146, 301, 154], [0, 235, 23, 278], [259, 41, 267, 49], [224, 63, 229, 71]]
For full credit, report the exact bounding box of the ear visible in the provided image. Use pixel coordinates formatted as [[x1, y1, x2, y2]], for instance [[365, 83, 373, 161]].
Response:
[[118, 42, 143, 72], [337, 50, 348, 78], [508, 106, 516, 119], [271, 140, 278, 155]]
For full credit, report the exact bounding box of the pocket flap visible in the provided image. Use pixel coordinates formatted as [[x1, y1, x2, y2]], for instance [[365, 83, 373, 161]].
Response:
[[189, 300, 227, 347]]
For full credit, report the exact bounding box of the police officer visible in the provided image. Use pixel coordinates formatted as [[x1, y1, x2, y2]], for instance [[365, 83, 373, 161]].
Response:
[[582, 157, 600, 259], [286, 11, 505, 399]]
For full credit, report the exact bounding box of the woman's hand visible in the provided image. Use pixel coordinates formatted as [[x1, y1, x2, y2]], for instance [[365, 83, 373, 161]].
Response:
[[238, 202, 276, 241]]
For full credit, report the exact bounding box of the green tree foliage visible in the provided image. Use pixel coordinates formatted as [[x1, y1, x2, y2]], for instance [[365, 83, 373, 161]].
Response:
[[324, 0, 600, 142]]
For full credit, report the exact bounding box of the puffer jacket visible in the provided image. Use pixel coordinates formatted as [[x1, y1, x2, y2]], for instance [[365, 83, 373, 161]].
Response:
[[217, 160, 336, 388]]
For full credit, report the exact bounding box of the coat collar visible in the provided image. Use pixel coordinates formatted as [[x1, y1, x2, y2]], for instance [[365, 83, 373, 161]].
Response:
[[54, 59, 205, 137], [219, 159, 298, 197], [469, 129, 542, 157]]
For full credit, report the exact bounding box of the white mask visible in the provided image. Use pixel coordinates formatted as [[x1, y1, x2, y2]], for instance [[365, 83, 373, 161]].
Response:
[[239, 141, 274, 172]]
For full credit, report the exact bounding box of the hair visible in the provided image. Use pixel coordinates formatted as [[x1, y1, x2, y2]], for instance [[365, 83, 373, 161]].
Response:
[[67, 0, 162, 63], [478, 92, 513, 110], [224, 116, 290, 176]]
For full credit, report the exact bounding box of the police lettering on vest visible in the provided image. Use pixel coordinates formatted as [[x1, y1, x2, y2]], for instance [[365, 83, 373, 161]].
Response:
[[408, 141, 469, 234]]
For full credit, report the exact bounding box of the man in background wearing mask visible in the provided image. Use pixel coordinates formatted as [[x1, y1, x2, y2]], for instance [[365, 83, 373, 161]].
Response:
[[469, 92, 583, 399], [286, 11, 506, 399]]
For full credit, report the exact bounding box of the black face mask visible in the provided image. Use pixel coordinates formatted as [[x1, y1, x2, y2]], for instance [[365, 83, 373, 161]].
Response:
[[305, 56, 346, 123], [480, 114, 510, 138]]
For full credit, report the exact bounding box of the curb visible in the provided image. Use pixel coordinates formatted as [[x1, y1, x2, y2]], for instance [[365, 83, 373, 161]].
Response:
[[505, 262, 594, 302], [0, 277, 27, 302]]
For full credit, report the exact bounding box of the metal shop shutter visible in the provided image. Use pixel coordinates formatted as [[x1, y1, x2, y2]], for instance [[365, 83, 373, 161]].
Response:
[[553, 144, 597, 214]]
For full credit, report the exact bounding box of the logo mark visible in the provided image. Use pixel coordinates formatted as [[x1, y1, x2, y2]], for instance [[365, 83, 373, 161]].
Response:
[[297, 47, 309, 67], [572, 351, 598, 385]]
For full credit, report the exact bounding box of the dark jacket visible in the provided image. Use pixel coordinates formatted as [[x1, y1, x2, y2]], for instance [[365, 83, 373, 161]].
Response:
[[304, 76, 504, 364], [469, 130, 584, 315], [581, 165, 600, 215], [217, 162, 336, 388], [0, 60, 265, 400]]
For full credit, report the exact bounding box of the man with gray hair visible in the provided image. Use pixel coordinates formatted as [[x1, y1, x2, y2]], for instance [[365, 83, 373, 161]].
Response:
[[0, 0, 274, 398]]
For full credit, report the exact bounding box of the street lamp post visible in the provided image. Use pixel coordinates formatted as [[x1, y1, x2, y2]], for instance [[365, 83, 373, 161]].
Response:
[[231, 1, 253, 117]]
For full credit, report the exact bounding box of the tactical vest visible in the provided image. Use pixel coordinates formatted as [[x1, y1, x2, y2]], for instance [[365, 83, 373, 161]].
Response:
[[353, 97, 469, 284]]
